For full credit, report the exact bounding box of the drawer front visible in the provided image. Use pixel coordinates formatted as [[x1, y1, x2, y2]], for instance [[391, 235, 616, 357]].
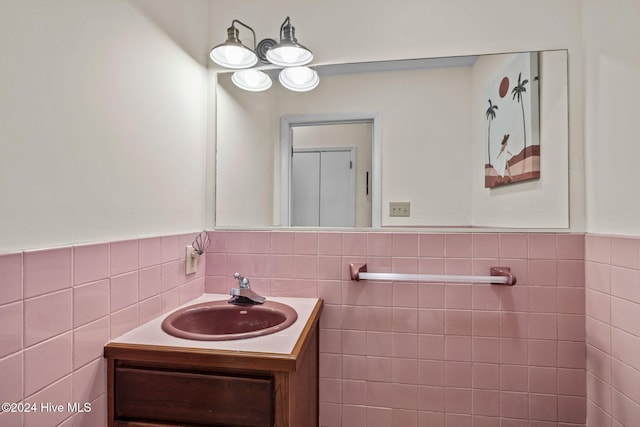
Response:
[[115, 367, 273, 427]]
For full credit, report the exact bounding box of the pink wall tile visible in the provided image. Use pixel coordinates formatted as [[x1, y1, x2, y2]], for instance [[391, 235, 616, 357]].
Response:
[[500, 391, 529, 419], [445, 233, 472, 258], [611, 266, 640, 302], [294, 232, 319, 255], [473, 234, 500, 258], [341, 232, 365, 256], [473, 363, 500, 390], [110, 271, 139, 312], [23, 374, 72, 427], [73, 357, 106, 404], [557, 234, 585, 260], [74, 279, 109, 328], [392, 233, 418, 257], [318, 232, 342, 255], [138, 237, 162, 268], [418, 385, 445, 412], [501, 364, 528, 392], [528, 234, 557, 259], [110, 239, 138, 275], [528, 260, 557, 286], [418, 359, 444, 386], [110, 304, 138, 339], [24, 289, 72, 347], [529, 366, 557, 394], [74, 243, 109, 286], [0, 351, 22, 404], [23, 247, 72, 298], [529, 393, 557, 421], [557, 260, 586, 287], [585, 261, 611, 294], [419, 233, 445, 257], [558, 368, 586, 397], [557, 287, 585, 314], [271, 232, 293, 254], [74, 317, 109, 369], [474, 337, 501, 363], [529, 340, 558, 367], [0, 301, 23, 358], [161, 234, 185, 262], [499, 233, 529, 259], [139, 295, 162, 324], [138, 265, 162, 300], [610, 236, 640, 269], [367, 233, 392, 257], [367, 357, 393, 382], [0, 252, 22, 305], [586, 234, 611, 263], [248, 231, 271, 254], [206, 231, 226, 253], [24, 332, 72, 396]]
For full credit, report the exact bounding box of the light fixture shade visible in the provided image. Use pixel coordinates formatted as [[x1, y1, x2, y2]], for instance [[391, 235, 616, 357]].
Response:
[[231, 70, 272, 92], [209, 23, 258, 69], [278, 66, 319, 92], [265, 17, 313, 67]]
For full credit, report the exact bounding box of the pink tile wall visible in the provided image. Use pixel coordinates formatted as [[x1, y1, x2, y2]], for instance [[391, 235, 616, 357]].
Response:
[[0, 233, 205, 427], [585, 234, 640, 427], [205, 230, 587, 427]]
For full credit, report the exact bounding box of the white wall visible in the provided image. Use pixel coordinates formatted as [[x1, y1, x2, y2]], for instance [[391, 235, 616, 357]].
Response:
[[0, 0, 210, 252], [208, 0, 585, 231], [583, 0, 640, 236]]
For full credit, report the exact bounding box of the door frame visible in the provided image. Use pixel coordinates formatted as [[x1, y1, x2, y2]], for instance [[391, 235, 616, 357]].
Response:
[[280, 112, 382, 227]]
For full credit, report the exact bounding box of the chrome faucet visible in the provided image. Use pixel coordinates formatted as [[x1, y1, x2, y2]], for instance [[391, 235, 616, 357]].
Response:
[[228, 272, 266, 305]]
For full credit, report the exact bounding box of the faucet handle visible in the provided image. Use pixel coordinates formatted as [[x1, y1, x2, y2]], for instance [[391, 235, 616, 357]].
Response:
[[233, 272, 250, 288]]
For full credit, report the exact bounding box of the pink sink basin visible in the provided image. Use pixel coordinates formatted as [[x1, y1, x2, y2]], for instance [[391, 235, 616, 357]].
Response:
[[161, 300, 298, 341]]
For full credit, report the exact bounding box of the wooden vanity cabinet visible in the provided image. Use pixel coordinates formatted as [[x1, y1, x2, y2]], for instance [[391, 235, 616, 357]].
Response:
[[104, 300, 322, 427]]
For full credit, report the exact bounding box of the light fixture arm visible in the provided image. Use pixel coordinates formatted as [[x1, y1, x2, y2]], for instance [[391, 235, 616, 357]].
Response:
[[231, 19, 257, 50], [279, 16, 295, 42]]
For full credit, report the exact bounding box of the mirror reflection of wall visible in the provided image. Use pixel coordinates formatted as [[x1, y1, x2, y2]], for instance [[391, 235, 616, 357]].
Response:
[[215, 50, 568, 229], [291, 123, 372, 227]]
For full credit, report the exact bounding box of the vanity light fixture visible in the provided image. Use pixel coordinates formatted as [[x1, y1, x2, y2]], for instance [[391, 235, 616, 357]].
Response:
[[210, 17, 318, 92], [210, 20, 258, 69], [265, 17, 313, 67], [278, 66, 319, 92], [231, 69, 272, 92]]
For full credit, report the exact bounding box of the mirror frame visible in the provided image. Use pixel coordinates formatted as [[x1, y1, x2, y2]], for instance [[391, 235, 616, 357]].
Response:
[[280, 112, 382, 227]]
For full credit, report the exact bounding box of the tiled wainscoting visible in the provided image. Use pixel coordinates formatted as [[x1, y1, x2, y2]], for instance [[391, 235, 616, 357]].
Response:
[[0, 233, 205, 427], [205, 231, 587, 427], [585, 234, 640, 427], [7, 230, 638, 427]]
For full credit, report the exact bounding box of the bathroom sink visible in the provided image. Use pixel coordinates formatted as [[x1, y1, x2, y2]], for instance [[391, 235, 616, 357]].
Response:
[[161, 300, 298, 341]]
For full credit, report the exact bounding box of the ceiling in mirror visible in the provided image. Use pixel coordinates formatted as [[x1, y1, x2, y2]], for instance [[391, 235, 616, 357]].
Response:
[[214, 50, 569, 230]]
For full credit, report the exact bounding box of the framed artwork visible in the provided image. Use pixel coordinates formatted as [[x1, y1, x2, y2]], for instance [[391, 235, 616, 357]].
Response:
[[484, 52, 540, 188]]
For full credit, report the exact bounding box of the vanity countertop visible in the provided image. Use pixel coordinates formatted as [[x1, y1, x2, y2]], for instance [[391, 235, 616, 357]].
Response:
[[107, 293, 322, 355]]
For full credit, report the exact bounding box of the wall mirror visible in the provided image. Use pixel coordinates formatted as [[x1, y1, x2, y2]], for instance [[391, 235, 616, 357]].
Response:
[[215, 49, 568, 229]]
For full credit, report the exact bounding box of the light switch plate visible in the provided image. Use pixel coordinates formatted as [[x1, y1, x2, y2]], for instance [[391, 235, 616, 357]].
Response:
[[185, 245, 198, 275], [389, 202, 410, 217]]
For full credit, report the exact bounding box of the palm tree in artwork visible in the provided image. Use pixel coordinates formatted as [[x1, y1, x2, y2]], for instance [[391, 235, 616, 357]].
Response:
[[485, 99, 498, 166], [511, 72, 529, 156]]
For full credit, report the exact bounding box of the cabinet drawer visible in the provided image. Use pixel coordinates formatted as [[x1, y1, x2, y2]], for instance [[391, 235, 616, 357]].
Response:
[[115, 367, 273, 427]]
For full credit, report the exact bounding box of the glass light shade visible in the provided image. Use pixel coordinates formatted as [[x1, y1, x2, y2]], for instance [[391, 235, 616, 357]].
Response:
[[278, 66, 319, 92], [210, 44, 258, 69], [231, 70, 272, 92], [266, 42, 313, 67]]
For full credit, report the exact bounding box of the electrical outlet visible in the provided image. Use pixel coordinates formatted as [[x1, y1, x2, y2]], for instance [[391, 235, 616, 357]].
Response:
[[389, 202, 410, 217], [185, 245, 199, 275]]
